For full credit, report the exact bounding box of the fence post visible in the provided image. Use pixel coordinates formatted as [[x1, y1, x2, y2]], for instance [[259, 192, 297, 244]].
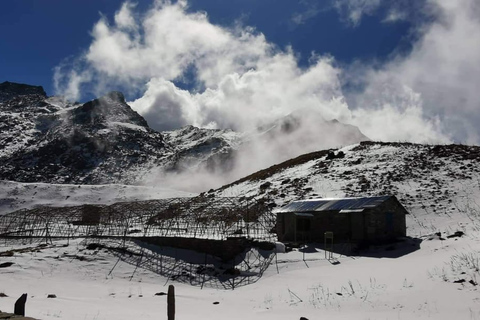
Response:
[[14, 293, 27, 316], [167, 285, 175, 320]]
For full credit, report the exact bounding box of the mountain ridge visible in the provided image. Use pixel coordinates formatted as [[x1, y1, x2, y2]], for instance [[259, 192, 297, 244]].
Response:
[[0, 81, 370, 189]]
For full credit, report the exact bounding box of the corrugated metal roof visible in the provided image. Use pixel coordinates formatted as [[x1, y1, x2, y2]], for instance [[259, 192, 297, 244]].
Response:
[[275, 195, 392, 213]]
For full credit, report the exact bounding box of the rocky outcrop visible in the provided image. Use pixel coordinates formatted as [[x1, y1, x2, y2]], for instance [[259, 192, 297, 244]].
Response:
[[0, 81, 46, 103]]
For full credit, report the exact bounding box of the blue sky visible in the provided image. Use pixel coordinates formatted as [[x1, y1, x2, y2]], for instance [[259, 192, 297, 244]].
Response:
[[1, 0, 480, 145], [1, 0, 411, 97]]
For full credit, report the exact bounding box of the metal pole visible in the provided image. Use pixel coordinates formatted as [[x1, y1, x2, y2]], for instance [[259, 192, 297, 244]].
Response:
[[167, 285, 175, 320]]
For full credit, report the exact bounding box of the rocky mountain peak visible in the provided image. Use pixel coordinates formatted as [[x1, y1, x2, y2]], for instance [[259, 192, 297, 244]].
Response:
[[72, 91, 148, 128], [0, 84, 170, 185], [0, 81, 47, 103]]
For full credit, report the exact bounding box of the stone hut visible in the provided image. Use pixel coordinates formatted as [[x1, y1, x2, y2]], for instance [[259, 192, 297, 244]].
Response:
[[275, 195, 407, 244]]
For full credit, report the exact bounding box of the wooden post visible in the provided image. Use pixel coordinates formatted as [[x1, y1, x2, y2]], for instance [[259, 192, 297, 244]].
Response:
[[14, 293, 27, 316], [167, 285, 175, 320]]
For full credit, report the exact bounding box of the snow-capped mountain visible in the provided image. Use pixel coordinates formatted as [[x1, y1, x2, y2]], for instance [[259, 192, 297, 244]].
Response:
[[0, 83, 170, 184], [0, 81, 369, 187], [0, 82, 242, 185]]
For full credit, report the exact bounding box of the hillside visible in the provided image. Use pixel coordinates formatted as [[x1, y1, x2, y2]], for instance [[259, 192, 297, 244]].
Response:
[[213, 141, 480, 237]]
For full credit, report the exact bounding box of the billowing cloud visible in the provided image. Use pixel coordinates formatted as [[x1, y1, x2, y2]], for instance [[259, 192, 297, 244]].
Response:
[[130, 78, 195, 131], [55, 0, 449, 141], [53, 0, 480, 189], [350, 85, 448, 142], [140, 55, 345, 132], [347, 0, 480, 144], [77, 0, 272, 94]]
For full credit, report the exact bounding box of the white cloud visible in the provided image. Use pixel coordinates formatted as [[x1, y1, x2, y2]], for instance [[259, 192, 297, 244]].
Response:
[[129, 78, 196, 130], [333, 0, 382, 26], [333, 0, 433, 26], [347, 0, 480, 144], [53, 0, 480, 189], [114, 2, 138, 30], [350, 85, 449, 142], [53, 63, 91, 102], [53, 0, 458, 144], [291, 1, 322, 25], [131, 54, 348, 134], [382, 9, 407, 23]]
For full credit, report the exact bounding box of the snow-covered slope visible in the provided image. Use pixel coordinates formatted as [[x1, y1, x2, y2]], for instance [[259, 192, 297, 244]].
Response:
[[0, 180, 196, 215], [214, 141, 480, 237]]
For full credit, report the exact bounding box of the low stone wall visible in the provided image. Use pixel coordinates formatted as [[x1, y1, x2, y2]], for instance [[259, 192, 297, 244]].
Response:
[[137, 236, 274, 262]]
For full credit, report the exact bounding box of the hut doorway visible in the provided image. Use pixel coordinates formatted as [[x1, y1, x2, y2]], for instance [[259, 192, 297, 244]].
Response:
[[294, 212, 313, 242]]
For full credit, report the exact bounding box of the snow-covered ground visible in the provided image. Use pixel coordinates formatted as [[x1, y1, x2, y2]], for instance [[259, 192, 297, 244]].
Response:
[[0, 180, 196, 215], [2, 142, 480, 319], [1, 230, 479, 319]]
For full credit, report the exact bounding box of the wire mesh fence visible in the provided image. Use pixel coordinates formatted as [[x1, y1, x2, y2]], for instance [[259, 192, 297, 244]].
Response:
[[0, 196, 278, 289]]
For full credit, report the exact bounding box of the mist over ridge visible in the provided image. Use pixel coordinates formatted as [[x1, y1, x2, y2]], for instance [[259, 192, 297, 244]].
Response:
[[0, 81, 370, 192]]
